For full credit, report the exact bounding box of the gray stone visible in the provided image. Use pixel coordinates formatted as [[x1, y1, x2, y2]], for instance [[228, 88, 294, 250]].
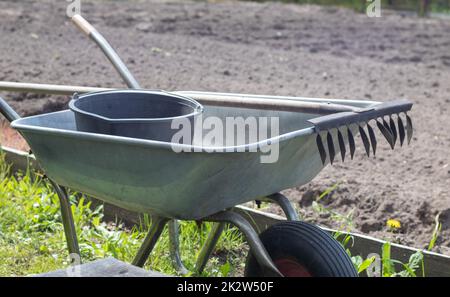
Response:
[[33, 258, 167, 277]]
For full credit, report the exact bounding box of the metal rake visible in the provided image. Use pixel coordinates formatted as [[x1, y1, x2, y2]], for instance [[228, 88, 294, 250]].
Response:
[[308, 99, 413, 165]]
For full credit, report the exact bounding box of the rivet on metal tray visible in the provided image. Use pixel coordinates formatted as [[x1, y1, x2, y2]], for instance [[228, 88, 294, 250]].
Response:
[[359, 124, 371, 157], [397, 113, 406, 146], [389, 116, 397, 147], [406, 112, 413, 145], [316, 134, 327, 165], [327, 131, 335, 165], [347, 126, 356, 160], [377, 119, 395, 149], [367, 123, 377, 156], [337, 129, 346, 162]]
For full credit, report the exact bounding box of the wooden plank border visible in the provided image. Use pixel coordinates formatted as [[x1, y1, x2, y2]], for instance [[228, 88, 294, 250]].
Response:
[[2, 145, 450, 276]]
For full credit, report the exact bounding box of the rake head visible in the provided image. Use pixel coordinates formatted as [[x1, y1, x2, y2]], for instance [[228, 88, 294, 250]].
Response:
[[309, 99, 413, 165]]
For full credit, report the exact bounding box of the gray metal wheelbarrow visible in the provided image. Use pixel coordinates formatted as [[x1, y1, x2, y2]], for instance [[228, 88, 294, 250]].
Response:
[[0, 89, 413, 277]]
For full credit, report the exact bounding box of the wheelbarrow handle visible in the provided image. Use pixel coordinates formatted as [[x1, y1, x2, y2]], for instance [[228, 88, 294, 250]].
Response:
[[71, 14, 141, 89], [71, 14, 96, 36], [0, 96, 20, 123]]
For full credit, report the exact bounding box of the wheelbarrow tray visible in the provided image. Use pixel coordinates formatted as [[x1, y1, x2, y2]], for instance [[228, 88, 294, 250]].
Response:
[[11, 93, 376, 220]]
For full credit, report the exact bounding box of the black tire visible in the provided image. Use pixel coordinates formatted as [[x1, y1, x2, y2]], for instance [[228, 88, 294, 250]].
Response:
[[245, 221, 358, 277]]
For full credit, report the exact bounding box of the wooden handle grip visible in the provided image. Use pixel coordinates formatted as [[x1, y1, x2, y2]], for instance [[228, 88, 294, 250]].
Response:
[[71, 14, 96, 36]]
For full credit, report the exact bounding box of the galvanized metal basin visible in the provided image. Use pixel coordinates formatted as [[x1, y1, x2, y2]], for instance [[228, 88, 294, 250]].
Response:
[[12, 93, 375, 220]]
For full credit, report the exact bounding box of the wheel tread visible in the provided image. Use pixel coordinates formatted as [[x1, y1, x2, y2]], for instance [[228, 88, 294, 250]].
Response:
[[245, 221, 357, 277], [280, 222, 354, 275]]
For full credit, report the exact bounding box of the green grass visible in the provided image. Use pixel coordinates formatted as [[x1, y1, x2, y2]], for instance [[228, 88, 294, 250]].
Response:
[[0, 153, 246, 276], [249, 0, 450, 15]]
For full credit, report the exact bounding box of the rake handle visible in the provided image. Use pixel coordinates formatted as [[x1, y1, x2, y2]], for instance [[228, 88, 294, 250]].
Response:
[[186, 93, 358, 114], [0, 82, 360, 115]]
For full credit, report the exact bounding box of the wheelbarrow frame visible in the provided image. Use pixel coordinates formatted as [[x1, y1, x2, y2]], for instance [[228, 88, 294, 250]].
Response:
[[50, 179, 295, 276]]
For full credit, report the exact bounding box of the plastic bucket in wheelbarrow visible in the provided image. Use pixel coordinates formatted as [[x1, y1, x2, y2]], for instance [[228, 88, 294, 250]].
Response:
[[69, 89, 203, 142]]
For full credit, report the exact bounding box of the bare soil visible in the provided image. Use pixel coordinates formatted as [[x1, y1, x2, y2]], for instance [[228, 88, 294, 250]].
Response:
[[0, 0, 449, 254]]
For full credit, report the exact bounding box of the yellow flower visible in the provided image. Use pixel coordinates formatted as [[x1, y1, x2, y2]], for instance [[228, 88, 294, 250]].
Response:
[[386, 219, 401, 229]]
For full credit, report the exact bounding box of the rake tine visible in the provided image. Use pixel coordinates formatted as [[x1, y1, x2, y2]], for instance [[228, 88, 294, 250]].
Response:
[[367, 123, 377, 156], [327, 131, 336, 165], [406, 113, 413, 145], [397, 114, 406, 146], [383, 117, 395, 149], [359, 125, 371, 157], [337, 129, 346, 162], [316, 134, 327, 165], [347, 126, 356, 160], [382, 117, 393, 136], [389, 116, 397, 147], [376, 119, 395, 149]]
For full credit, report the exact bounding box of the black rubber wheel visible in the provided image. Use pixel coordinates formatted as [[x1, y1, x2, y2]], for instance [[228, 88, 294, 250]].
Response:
[[245, 221, 358, 277]]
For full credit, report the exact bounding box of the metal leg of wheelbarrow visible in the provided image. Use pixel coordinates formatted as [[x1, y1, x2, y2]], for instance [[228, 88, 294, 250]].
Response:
[[168, 220, 189, 274], [48, 180, 81, 263], [132, 216, 170, 267], [196, 192, 298, 274], [207, 210, 282, 277], [195, 222, 226, 274], [263, 193, 299, 221]]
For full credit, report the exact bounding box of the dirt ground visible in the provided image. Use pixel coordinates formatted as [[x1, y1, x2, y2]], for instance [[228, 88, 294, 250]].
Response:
[[0, 0, 449, 254]]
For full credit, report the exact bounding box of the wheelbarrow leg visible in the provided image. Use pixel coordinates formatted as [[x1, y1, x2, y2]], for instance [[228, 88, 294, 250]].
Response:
[[48, 180, 80, 263], [264, 193, 299, 221], [195, 222, 226, 274], [197, 193, 298, 274], [132, 216, 169, 267], [168, 220, 189, 274], [207, 210, 282, 277]]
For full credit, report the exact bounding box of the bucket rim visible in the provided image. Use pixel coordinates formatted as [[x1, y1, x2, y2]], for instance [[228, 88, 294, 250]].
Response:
[[68, 89, 204, 123]]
